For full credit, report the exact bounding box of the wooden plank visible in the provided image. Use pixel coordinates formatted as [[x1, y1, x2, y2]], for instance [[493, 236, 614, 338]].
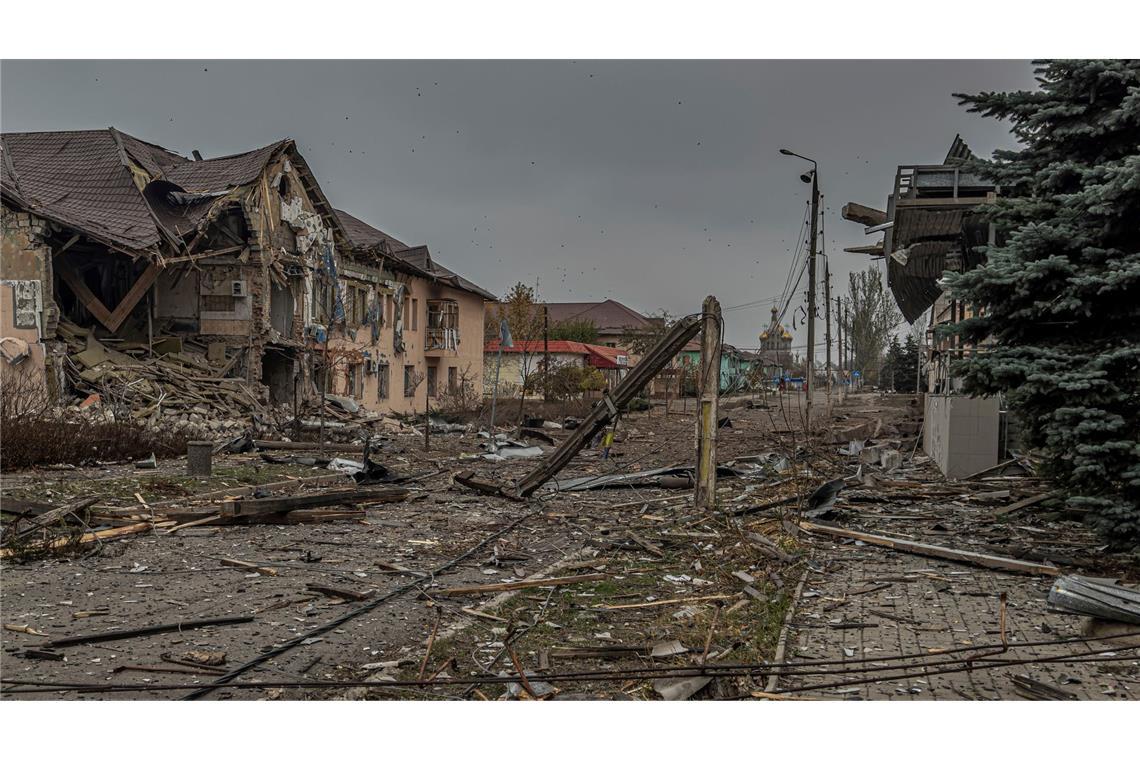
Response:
[[220, 558, 277, 576], [624, 532, 665, 558], [595, 594, 735, 610], [993, 491, 1057, 517], [47, 615, 253, 648], [799, 521, 1059, 576], [438, 573, 607, 596], [219, 487, 407, 517], [3, 497, 98, 541], [0, 522, 150, 558], [55, 261, 116, 330], [103, 261, 162, 333]]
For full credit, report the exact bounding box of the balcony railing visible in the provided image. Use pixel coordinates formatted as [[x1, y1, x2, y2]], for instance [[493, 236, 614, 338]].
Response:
[[426, 327, 459, 352], [426, 299, 459, 352]]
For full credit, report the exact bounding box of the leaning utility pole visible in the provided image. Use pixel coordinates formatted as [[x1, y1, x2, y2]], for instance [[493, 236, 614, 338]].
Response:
[[694, 296, 722, 511], [824, 259, 832, 416]]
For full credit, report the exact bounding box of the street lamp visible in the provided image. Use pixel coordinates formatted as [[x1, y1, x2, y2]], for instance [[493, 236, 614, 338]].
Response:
[[780, 147, 820, 430]]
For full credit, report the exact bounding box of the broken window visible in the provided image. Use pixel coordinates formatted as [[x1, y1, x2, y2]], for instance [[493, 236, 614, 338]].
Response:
[[403, 364, 416, 397], [377, 363, 390, 400], [448, 366, 458, 394], [270, 283, 295, 335], [426, 299, 459, 350], [344, 286, 356, 326], [347, 363, 364, 399], [427, 364, 438, 397], [313, 277, 337, 324], [411, 298, 419, 331]]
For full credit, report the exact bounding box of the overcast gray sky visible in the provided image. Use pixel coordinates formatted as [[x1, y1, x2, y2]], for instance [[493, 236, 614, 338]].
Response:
[[0, 60, 1036, 349]]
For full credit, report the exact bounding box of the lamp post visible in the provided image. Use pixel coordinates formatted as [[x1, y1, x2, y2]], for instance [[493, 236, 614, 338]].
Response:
[[779, 148, 819, 430]]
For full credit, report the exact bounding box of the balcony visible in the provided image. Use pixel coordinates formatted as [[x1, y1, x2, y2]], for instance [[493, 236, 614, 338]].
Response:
[[425, 299, 459, 354]]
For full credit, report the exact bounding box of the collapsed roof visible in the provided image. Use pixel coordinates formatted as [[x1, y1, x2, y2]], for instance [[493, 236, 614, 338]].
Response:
[[842, 135, 997, 322], [0, 128, 347, 257]]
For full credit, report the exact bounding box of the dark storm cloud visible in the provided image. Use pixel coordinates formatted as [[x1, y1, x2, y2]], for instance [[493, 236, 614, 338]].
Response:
[[0, 59, 1037, 347]]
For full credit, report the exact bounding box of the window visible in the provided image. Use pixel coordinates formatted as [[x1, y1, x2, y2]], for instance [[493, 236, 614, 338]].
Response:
[[377, 363, 390, 400], [427, 365, 438, 397], [344, 286, 356, 326], [448, 366, 458, 395], [426, 299, 460, 350], [347, 363, 364, 399], [343, 283, 371, 326], [313, 277, 336, 323], [403, 364, 416, 397], [411, 298, 419, 331]]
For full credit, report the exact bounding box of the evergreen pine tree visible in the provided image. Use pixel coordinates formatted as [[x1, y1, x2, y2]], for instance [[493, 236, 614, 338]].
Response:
[[882, 336, 904, 392], [896, 334, 921, 393], [945, 60, 1140, 546]]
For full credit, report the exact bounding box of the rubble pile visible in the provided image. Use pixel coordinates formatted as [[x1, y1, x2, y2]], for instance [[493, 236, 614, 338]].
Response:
[[57, 320, 262, 436], [54, 320, 398, 442]]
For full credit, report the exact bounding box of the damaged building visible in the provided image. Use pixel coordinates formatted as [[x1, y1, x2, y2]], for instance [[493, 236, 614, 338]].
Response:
[[0, 128, 494, 430], [843, 135, 1002, 478]]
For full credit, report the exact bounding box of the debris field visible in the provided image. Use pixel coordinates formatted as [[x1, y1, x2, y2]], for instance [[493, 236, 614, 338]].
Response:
[[2, 392, 1138, 701]]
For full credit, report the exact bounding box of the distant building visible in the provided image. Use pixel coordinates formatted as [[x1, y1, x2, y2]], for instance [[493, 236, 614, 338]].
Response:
[[483, 338, 629, 396], [757, 306, 793, 375], [485, 298, 656, 353]]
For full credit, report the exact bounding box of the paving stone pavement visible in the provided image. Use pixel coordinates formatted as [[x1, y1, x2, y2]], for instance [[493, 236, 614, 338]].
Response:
[[776, 545, 1140, 700]]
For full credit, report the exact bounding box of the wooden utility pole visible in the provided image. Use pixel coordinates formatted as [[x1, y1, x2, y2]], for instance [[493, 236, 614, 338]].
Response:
[[824, 260, 832, 416], [694, 295, 722, 511]]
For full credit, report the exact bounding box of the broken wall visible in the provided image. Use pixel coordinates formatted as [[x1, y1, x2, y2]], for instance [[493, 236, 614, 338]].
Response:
[[1, 208, 54, 386]]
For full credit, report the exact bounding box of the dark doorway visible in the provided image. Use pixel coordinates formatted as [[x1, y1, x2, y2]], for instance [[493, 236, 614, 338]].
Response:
[[262, 349, 296, 406]]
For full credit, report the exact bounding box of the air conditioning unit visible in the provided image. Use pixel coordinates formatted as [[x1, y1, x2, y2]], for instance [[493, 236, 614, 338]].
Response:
[[231, 280, 248, 297]]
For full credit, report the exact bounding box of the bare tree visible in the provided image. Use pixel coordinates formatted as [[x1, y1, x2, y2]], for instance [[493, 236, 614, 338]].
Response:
[[840, 265, 902, 386], [493, 281, 545, 418]]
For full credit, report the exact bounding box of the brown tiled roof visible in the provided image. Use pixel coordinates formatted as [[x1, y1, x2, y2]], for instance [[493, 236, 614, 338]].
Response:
[[542, 300, 653, 332], [395, 245, 432, 271], [164, 141, 288, 192], [335, 208, 410, 251], [1, 128, 321, 255], [1, 129, 163, 251], [333, 208, 494, 300]]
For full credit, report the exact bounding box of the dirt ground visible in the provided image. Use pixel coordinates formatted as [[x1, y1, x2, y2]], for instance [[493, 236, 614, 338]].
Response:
[[2, 390, 1137, 700]]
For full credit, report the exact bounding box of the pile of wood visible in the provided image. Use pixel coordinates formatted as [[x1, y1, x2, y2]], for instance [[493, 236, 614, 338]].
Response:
[[0, 485, 409, 559], [57, 319, 266, 424]]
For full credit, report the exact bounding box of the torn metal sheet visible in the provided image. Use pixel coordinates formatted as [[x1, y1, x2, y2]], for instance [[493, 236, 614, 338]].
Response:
[[1048, 575, 1140, 626]]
